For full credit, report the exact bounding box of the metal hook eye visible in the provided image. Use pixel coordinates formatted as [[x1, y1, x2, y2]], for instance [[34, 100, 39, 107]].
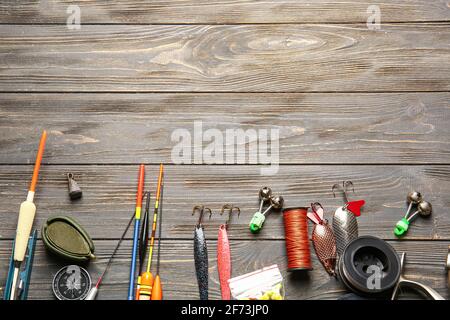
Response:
[[311, 202, 323, 213]]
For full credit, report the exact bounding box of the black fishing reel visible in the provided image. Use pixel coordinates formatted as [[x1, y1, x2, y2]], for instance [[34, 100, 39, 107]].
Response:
[[337, 236, 401, 297]]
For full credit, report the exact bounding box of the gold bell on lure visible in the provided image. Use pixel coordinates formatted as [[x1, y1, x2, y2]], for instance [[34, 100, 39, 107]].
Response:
[[249, 187, 284, 233], [394, 192, 432, 237]]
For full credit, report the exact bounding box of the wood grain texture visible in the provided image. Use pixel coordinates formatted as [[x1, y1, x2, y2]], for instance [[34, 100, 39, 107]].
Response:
[[1, 93, 449, 164], [0, 239, 448, 300], [1, 24, 449, 92], [1, 0, 449, 302], [0, 165, 449, 240], [0, 1, 449, 24]]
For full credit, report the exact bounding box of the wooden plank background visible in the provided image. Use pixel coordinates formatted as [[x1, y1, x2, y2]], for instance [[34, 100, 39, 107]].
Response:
[[1, 0, 449, 23], [0, 165, 449, 240], [1, 24, 449, 92], [1, 240, 448, 300], [0, 1, 449, 300], [0, 93, 449, 164]]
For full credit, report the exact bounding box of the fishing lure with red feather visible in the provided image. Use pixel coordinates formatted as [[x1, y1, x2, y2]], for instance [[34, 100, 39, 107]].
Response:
[[307, 202, 337, 276], [332, 181, 365, 256], [217, 204, 240, 300]]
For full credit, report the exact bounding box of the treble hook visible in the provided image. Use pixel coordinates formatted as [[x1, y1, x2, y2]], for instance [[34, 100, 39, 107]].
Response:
[[193, 205, 212, 226], [220, 204, 240, 228], [332, 181, 354, 203]]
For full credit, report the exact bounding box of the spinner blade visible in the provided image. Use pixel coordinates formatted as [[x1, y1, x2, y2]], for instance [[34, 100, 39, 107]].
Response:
[[332, 206, 358, 256], [312, 223, 337, 276]]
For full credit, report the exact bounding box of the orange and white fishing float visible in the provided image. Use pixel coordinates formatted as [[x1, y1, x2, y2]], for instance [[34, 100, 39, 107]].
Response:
[[9, 130, 47, 300]]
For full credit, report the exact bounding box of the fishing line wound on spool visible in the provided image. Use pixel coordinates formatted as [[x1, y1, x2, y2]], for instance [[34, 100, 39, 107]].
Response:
[[283, 207, 312, 271]]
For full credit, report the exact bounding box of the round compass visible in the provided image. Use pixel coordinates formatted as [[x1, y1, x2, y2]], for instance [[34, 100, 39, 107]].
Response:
[[52, 265, 91, 300]]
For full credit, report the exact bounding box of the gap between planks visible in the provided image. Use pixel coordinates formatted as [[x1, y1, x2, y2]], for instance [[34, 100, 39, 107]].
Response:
[[0, 21, 450, 26]]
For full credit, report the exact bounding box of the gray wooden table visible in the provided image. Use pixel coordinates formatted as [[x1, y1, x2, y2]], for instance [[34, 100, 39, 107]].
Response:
[[0, 1, 449, 300]]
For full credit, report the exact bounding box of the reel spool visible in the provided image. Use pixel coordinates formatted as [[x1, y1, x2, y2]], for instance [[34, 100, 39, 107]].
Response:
[[337, 236, 400, 297]]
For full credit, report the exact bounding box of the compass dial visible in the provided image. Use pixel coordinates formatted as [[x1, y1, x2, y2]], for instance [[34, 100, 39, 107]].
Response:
[[52, 265, 91, 300]]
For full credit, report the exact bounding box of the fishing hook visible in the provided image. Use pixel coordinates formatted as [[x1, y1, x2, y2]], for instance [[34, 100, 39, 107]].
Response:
[[310, 202, 324, 224], [193, 205, 212, 226], [332, 181, 354, 203], [221, 204, 240, 229]]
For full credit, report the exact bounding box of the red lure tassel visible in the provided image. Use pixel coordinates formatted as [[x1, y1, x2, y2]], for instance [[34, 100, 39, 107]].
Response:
[[217, 224, 231, 300], [346, 200, 365, 217]]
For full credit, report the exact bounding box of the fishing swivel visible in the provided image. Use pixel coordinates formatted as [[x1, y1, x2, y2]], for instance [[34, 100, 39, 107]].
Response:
[[394, 191, 432, 237], [249, 187, 284, 233]]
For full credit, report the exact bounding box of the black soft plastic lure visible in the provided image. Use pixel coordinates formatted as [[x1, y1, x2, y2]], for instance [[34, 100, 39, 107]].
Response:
[[194, 225, 209, 300], [192, 205, 212, 300]]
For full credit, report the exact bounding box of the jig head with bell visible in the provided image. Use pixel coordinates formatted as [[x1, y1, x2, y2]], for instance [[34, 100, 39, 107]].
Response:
[[249, 187, 284, 233], [332, 181, 365, 256], [394, 192, 432, 237]]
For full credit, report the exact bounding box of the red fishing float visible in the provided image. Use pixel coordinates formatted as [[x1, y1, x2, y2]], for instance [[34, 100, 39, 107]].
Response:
[[283, 207, 312, 271]]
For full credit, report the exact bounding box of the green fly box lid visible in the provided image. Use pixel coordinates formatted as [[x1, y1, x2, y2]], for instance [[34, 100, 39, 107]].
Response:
[[42, 216, 95, 262]]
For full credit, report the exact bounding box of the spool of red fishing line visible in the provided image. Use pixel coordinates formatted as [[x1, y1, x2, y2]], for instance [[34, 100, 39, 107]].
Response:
[[283, 207, 312, 271]]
